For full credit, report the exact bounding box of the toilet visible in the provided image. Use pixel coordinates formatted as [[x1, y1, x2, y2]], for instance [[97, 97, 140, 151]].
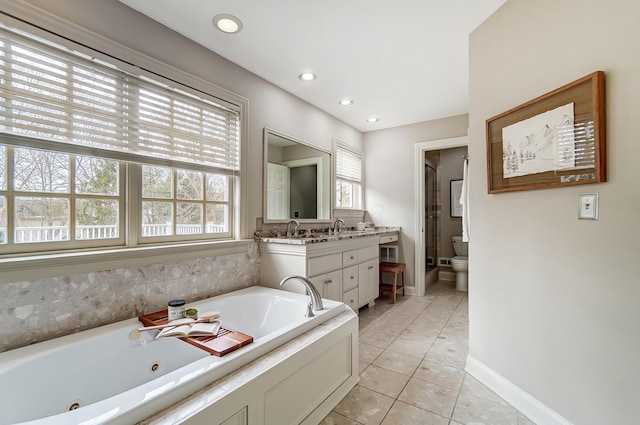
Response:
[[451, 236, 468, 291]]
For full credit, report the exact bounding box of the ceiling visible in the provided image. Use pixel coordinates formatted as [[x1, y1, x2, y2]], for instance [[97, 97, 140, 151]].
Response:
[[118, 0, 506, 132]]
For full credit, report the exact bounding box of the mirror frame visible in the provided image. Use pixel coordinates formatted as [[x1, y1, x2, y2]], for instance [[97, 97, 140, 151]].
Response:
[[263, 127, 333, 224]]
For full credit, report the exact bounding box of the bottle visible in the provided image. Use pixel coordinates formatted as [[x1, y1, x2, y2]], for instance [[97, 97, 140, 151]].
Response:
[[168, 299, 186, 321]]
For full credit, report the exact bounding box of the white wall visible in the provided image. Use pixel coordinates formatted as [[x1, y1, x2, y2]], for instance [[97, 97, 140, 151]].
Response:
[[12, 0, 363, 233], [364, 115, 468, 287], [468, 1, 640, 424]]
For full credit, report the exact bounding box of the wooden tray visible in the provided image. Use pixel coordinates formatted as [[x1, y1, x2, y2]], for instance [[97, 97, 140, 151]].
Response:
[[139, 310, 253, 357]]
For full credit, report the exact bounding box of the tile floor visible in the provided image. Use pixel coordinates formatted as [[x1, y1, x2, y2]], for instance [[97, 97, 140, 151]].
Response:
[[320, 280, 536, 425]]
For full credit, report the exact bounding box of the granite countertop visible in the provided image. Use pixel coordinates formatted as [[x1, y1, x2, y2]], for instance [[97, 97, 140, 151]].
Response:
[[258, 226, 400, 245]]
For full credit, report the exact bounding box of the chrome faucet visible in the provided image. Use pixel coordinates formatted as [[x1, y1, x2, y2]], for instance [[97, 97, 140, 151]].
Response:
[[279, 275, 323, 316], [331, 218, 345, 234], [286, 219, 299, 237]]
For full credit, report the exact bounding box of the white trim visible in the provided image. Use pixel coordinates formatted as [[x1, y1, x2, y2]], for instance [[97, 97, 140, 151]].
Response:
[[332, 208, 365, 219], [414, 136, 467, 296], [466, 355, 574, 425], [404, 286, 417, 296], [0, 239, 252, 284]]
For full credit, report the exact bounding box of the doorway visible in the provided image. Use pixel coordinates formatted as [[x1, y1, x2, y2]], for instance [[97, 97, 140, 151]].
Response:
[[413, 136, 468, 296], [289, 164, 317, 219]]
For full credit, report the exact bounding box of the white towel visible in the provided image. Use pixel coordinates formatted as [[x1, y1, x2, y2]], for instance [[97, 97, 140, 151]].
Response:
[[460, 158, 470, 242]]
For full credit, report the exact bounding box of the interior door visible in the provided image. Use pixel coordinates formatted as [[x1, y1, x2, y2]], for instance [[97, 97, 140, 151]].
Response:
[[267, 163, 289, 219]]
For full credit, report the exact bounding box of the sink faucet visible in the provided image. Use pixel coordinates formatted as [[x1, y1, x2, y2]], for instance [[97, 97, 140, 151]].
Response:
[[279, 275, 323, 316], [331, 218, 345, 234], [286, 219, 299, 237]]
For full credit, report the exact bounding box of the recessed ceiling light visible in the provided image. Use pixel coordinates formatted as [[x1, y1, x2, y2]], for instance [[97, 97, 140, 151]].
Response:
[[338, 99, 354, 106], [213, 14, 243, 34], [366, 117, 379, 123], [299, 73, 316, 82]]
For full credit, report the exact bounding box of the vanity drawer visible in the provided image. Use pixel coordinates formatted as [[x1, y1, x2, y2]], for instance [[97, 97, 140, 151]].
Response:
[[342, 250, 359, 267], [342, 265, 359, 291], [308, 253, 342, 276], [379, 234, 398, 244], [358, 245, 379, 262], [343, 288, 358, 312]]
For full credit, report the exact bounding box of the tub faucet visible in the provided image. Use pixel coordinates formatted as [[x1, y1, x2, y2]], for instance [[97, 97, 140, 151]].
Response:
[[286, 219, 299, 237], [279, 275, 323, 316], [331, 218, 345, 234]]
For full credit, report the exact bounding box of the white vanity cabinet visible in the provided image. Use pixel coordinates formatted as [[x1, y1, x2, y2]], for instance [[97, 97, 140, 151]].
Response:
[[261, 234, 387, 309], [309, 270, 342, 302], [342, 264, 358, 311], [358, 257, 379, 307]]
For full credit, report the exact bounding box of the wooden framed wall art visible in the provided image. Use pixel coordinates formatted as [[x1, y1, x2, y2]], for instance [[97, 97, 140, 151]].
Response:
[[486, 71, 606, 193]]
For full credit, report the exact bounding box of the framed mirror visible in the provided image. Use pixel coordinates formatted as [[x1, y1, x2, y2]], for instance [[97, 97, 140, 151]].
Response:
[[263, 128, 332, 222]]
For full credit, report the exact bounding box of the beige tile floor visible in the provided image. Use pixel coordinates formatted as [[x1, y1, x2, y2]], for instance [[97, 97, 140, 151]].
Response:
[[320, 280, 536, 425]]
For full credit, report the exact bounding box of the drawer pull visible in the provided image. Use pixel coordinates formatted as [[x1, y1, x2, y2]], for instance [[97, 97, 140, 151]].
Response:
[[324, 279, 333, 284], [350, 256, 355, 260], [350, 275, 355, 279], [368, 266, 374, 270]]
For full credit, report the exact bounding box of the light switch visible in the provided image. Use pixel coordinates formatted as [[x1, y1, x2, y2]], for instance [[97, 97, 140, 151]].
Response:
[[579, 193, 598, 220]]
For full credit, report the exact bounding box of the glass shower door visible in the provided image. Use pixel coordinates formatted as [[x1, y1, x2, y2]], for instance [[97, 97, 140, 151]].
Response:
[[425, 163, 437, 271]]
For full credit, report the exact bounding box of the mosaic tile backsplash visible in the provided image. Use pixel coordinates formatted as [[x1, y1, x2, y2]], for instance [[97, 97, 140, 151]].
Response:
[[0, 242, 260, 353]]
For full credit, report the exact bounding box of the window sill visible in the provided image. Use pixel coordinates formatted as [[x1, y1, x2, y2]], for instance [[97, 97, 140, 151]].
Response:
[[333, 208, 366, 216], [0, 239, 253, 284]]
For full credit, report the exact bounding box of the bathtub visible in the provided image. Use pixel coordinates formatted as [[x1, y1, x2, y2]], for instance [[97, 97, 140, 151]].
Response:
[[0, 286, 349, 425]]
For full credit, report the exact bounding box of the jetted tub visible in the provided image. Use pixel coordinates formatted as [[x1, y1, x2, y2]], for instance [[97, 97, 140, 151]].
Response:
[[0, 286, 348, 425]]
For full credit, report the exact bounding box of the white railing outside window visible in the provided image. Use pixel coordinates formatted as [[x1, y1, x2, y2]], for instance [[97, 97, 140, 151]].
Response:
[[6, 224, 228, 242], [76, 225, 119, 240], [14, 226, 69, 243]]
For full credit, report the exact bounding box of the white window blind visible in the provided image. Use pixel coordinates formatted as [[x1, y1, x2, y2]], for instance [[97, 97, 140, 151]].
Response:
[[0, 28, 240, 175], [336, 145, 362, 183]]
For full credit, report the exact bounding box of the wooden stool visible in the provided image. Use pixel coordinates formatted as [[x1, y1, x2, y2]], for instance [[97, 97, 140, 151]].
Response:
[[379, 262, 405, 304]]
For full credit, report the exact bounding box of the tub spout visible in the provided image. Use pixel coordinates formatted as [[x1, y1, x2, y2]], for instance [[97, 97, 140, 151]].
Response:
[[279, 275, 324, 313]]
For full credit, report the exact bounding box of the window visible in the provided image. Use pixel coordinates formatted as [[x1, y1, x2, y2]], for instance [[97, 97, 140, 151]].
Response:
[[0, 25, 240, 255], [141, 166, 231, 239], [335, 142, 363, 210], [0, 146, 124, 252]]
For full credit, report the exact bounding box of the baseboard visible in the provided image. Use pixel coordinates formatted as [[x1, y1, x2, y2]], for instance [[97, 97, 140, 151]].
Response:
[[465, 355, 574, 425], [404, 285, 416, 296]]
